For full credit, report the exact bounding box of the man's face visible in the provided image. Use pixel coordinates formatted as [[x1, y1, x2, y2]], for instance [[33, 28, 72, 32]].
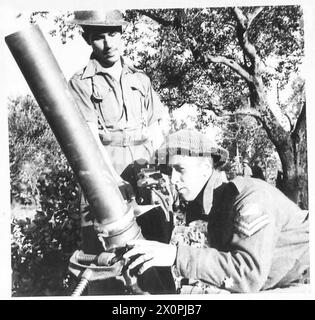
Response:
[[87, 27, 123, 67], [168, 155, 213, 202]]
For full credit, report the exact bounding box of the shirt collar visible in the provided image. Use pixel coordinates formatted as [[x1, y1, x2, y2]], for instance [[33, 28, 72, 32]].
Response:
[[81, 55, 131, 79], [201, 170, 227, 215]]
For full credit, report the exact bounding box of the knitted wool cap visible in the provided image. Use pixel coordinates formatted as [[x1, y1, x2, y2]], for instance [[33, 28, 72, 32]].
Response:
[[157, 129, 229, 167], [69, 10, 127, 27]]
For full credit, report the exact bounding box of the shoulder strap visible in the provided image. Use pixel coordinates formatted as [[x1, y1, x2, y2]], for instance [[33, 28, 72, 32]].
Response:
[[90, 77, 110, 133]]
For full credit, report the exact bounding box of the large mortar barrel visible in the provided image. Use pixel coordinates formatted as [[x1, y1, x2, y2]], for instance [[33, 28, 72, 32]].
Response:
[[5, 24, 141, 250]]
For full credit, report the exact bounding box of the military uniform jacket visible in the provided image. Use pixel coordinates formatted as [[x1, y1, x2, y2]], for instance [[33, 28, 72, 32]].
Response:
[[175, 171, 309, 293], [69, 56, 166, 174]]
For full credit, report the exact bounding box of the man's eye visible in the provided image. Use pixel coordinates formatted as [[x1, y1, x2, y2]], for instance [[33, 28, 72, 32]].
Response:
[[92, 36, 103, 41], [174, 166, 185, 173], [91, 32, 118, 41]]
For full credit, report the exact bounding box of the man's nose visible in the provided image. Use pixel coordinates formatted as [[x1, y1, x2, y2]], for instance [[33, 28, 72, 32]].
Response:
[[102, 35, 112, 47]]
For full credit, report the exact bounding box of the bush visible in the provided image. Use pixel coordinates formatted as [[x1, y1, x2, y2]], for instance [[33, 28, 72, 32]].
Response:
[[9, 95, 82, 296]]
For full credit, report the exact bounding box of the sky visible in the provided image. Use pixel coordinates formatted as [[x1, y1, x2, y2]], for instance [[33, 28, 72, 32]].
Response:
[[1, 0, 315, 300]]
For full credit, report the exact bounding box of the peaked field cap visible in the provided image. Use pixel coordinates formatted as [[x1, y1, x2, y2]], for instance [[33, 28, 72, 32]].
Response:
[[158, 129, 229, 167], [69, 10, 127, 26]]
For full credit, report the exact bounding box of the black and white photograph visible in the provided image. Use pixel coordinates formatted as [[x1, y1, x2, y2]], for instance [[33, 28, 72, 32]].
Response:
[[0, 0, 314, 300]]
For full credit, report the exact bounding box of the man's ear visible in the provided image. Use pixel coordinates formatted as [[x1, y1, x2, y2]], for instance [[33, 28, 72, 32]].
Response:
[[203, 158, 214, 177], [205, 157, 214, 169], [198, 157, 212, 177]]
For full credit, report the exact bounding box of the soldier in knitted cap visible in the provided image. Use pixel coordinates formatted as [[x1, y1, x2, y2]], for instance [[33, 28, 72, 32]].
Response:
[[123, 129, 309, 293]]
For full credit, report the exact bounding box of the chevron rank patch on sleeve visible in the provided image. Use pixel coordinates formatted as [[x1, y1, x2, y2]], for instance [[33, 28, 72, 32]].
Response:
[[234, 203, 270, 237]]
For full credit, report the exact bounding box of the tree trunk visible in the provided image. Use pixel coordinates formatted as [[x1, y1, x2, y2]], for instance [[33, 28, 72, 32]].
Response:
[[276, 139, 308, 209], [230, 6, 308, 209], [266, 109, 308, 210], [291, 107, 308, 209], [277, 141, 299, 204], [249, 84, 308, 209]]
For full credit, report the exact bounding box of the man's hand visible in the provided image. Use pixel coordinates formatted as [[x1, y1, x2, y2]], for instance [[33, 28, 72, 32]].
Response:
[[118, 180, 136, 202], [136, 170, 176, 220], [123, 240, 177, 275]]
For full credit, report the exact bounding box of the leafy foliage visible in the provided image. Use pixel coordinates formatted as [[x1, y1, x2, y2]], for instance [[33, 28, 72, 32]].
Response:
[[124, 6, 303, 110], [9, 96, 81, 296], [30, 11, 78, 44]]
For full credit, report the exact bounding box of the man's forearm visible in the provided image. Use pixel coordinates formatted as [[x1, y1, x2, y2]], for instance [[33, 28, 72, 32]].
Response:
[[175, 245, 266, 293]]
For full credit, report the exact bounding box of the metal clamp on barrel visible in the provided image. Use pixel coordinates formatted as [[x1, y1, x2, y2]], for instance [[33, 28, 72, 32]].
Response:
[[93, 205, 142, 251]]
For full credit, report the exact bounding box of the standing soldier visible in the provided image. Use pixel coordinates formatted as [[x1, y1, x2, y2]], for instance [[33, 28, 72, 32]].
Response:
[[68, 10, 168, 188], [68, 10, 172, 253]]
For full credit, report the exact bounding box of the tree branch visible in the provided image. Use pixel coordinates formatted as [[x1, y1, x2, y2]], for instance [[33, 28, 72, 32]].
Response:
[[283, 112, 294, 131], [247, 7, 264, 29], [197, 104, 223, 117], [205, 54, 254, 83], [232, 7, 262, 70], [233, 7, 247, 29], [232, 108, 262, 120], [137, 9, 173, 27], [203, 108, 262, 121], [292, 101, 306, 136]]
